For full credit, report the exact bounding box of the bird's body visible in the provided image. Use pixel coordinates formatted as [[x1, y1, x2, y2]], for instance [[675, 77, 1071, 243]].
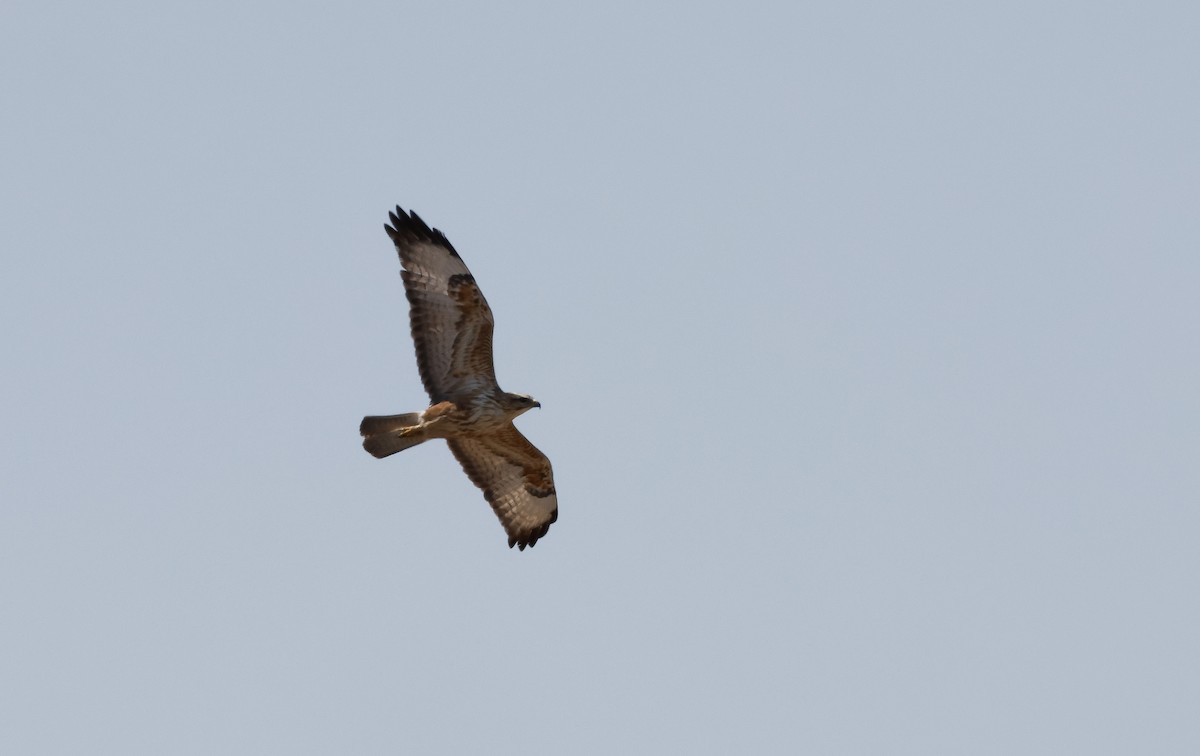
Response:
[[361, 394, 537, 455], [360, 207, 557, 550]]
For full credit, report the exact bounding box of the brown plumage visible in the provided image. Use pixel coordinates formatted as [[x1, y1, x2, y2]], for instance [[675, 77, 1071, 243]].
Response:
[[360, 207, 557, 550]]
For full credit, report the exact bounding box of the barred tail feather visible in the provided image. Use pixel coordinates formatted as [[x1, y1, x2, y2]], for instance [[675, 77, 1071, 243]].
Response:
[[360, 412, 422, 436], [360, 412, 426, 459]]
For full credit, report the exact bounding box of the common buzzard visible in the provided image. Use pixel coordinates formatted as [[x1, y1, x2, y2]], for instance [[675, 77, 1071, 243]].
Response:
[[360, 207, 557, 550]]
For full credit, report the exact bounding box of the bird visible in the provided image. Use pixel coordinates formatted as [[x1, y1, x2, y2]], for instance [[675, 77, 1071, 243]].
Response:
[[359, 206, 557, 550]]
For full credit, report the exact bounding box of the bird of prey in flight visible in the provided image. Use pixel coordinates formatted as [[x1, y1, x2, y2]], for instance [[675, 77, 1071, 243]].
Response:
[[360, 207, 557, 550]]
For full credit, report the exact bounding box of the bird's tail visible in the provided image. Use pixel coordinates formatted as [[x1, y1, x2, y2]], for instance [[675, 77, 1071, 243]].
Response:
[[360, 412, 427, 458]]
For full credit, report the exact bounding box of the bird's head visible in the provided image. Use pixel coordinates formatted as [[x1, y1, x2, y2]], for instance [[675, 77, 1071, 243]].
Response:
[[503, 392, 541, 417]]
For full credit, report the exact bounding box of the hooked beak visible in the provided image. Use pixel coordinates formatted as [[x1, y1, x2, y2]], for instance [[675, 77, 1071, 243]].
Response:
[[533, 401, 542, 409]]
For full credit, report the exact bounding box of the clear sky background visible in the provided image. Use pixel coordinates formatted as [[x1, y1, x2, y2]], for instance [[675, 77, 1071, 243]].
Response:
[[2, 1, 1198, 753]]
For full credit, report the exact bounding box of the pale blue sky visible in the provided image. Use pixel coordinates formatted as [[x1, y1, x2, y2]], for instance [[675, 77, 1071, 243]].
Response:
[[2, 1, 1198, 753]]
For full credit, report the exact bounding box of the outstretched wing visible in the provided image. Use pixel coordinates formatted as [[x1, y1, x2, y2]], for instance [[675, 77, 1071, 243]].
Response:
[[384, 207, 497, 402], [447, 425, 558, 550]]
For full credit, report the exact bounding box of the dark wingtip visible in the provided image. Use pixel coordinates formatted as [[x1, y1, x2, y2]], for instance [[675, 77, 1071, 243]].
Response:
[[382, 205, 461, 258], [506, 514, 556, 551], [508, 533, 543, 551], [506, 535, 530, 554]]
